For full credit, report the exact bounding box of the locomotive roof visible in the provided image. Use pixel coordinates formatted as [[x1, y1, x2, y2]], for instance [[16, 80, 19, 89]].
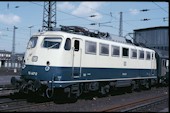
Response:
[[34, 30, 127, 42], [33, 30, 154, 52]]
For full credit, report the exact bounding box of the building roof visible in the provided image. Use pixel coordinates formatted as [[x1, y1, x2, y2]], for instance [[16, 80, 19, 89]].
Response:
[[154, 49, 169, 59], [0, 50, 11, 54], [0, 50, 24, 55], [134, 26, 169, 31]]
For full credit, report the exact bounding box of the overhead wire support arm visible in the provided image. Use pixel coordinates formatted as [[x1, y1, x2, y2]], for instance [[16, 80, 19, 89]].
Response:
[[141, 18, 151, 21], [140, 9, 150, 12]]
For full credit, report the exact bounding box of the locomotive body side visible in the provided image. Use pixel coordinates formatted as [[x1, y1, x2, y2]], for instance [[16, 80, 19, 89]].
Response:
[[11, 30, 158, 100]]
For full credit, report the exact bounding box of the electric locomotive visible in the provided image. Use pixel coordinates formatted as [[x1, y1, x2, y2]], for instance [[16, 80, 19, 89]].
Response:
[[11, 25, 160, 101]]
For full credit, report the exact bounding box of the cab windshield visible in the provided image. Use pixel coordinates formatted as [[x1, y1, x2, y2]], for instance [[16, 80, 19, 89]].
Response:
[[27, 37, 38, 49], [43, 37, 62, 49]]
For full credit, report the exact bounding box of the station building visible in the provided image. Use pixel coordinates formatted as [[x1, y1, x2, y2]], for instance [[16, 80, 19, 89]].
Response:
[[133, 26, 169, 60], [133, 26, 169, 52], [133, 26, 169, 79], [0, 50, 24, 68]]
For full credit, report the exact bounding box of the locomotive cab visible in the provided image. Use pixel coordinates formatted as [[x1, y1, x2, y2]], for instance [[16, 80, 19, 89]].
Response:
[[11, 31, 74, 96], [22, 32, 64, 80]]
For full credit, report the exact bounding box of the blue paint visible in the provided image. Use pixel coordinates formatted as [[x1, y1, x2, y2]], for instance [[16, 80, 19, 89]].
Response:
[[21, 65, 157, 88]]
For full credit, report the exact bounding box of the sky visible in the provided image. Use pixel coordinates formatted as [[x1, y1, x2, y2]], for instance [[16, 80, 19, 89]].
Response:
[[0, 1, 169, 53]]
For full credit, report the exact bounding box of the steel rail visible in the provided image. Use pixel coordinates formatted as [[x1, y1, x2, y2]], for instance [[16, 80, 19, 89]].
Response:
[[98, 94, 168, 112], [0, 99, 52, 112], [121, 98, 168, 112]]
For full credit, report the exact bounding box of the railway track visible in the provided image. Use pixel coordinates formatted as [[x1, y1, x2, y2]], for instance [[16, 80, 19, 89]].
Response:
[[0, 87, 168, 112], [0, 98, 27, 111], [98, 93, 168, 112], [0, 100, 52, 112], [0, 88, 16, 97], [0, 87, 51, 112], [121, 97, 168, 112], [0, 93, 53, 112]]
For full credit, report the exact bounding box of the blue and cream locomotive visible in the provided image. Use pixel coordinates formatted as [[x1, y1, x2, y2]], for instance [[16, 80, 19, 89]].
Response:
[[11, 26, 167, 101]]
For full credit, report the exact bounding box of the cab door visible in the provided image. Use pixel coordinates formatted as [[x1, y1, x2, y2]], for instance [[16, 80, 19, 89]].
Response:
[[72, 38, 83, 78]]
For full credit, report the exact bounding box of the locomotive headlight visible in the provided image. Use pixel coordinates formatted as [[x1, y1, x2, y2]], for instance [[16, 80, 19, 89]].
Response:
[[46, 61, 50, 66], [45, 61, 50, 71], [32, 56, 38, 62]]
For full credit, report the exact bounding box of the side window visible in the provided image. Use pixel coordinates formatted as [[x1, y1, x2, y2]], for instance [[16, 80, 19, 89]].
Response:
[[112, 45, 120, 57], [166, 60, 169, 67], [162, 59, 165, 67], [152, 52, 155, 60], [122, 47, 129, 57], [146, 51, 150, 60], [85, 41, 97, 55], [74, 40, 79, 51], [99, 43, 109, 56], [139, 50, 144, 59], [64, 38, 71, 50], [131, 49, 137, 59]]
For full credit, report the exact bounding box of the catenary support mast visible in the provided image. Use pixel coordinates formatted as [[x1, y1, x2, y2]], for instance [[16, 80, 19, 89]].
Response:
[[42, 1, 56, 31]]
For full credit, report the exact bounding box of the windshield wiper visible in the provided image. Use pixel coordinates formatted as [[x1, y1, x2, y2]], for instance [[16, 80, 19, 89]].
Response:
[[48, 43, 59, 49]]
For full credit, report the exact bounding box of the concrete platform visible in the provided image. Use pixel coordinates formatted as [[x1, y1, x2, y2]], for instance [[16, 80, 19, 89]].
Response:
[[0, 68, 21, 76]]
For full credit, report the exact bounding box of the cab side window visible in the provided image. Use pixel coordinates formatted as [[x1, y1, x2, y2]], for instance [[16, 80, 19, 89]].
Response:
[[74, 40, 79, 51], [64, 38, 71, 50]]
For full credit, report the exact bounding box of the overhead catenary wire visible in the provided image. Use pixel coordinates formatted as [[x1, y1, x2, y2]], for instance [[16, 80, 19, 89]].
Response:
[[27, 2, 168, 35], [1, 3, 168, 36], [0, 1, 168, 53], [29, 2, 96, 23], [1, 2, 168, 33], [29, 1, 135, 34], [152, 2, 168, 13]]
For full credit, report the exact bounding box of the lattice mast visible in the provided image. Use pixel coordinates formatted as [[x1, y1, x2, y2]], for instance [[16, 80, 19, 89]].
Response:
[[42, 1, 56, 31]]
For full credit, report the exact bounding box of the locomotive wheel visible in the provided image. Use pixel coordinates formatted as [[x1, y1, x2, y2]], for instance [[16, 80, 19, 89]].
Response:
[[53, 88, 77, 103], [145, 80, 151, 90], [132, 80, 141, 92], [126, 85, 132, 93], [68, 93, 78, 103], [45, 88, 54, 99], [99, 85, 110, 97], [53, 88, 66, 103]]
